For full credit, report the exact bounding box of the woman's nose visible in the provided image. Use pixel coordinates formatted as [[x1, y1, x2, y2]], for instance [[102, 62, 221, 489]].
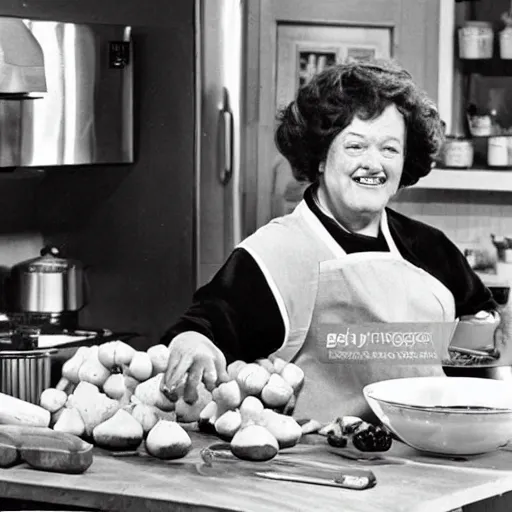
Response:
[[360, 148, 383, 171]]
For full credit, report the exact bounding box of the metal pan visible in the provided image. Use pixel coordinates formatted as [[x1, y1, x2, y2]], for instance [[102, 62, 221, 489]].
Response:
[[443, 363, 512, 381]]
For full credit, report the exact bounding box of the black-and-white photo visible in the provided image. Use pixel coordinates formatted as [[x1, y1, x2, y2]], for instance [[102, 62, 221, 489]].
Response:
[[0, 1, 511, 511]]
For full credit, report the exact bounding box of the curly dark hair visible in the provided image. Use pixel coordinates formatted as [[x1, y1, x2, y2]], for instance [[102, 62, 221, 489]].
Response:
[[274, 59, 444, 188]]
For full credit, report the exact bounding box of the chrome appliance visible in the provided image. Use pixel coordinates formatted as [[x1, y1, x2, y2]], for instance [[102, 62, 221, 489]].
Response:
[[195, 0, 247, 286], [0, 16, 133, 168], [7, 246, 86, 329], [9, 246, 85, 313]]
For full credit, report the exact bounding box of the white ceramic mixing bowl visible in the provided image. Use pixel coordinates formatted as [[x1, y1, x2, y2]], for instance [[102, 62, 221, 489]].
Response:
[[363, 376, 512, 456]]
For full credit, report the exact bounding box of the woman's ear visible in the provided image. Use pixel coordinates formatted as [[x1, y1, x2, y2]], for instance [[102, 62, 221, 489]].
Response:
[[319, 161, 326, 174]]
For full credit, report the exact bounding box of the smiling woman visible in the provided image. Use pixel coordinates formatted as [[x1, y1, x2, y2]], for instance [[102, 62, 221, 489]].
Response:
[[159, 59, 506, 424]]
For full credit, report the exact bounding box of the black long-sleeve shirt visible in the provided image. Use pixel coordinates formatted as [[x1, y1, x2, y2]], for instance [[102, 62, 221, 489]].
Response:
[[161, 186, 497, 364]]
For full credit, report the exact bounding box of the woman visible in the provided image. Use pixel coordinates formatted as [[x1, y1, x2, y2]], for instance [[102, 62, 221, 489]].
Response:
[[161, 59, 505, 422]]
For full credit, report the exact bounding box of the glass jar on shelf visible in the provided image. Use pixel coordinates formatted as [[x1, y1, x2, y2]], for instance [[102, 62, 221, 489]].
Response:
[[487, 125, 512, 167], [466, 104, 497, 138], [443, 136, 474, 168], [500, 28, 512, 58], [468, 113, 492, 137], [458, 21, 494, 60], [500, 9, 512, 59], [487, 136, 510, 166]]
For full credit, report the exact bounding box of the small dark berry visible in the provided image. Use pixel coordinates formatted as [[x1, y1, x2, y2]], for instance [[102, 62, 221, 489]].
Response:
[[352, 425, 392, 452]]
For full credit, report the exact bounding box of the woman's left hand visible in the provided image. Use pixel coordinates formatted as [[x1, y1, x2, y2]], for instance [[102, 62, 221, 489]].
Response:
[[494, 302, 512, 364]]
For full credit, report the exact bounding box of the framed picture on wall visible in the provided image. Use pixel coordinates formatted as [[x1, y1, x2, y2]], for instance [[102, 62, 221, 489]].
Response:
[[297, 45, 381, 87], [277, 24, 393, 108], [297, 47, 341, 87], [346, 46, 378, 62]]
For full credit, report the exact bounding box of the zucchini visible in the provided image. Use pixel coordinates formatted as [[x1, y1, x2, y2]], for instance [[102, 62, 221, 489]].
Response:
[[0, 392, 51, 427]]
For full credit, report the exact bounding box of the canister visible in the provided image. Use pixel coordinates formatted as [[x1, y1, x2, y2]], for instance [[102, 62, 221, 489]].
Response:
[[9, 246, 85, 314], [443, 137, 474, 168], [500, 28, 512, 59], [0, 349, 56, 404], [487, 136, 510, 167], [467, 114, 492, 137], [458, 21, 494, 59]]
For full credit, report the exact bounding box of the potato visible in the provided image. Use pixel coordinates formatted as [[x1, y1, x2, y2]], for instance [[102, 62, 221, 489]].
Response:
[[40, 388, 68, 413], [236, 364, 270, 396]]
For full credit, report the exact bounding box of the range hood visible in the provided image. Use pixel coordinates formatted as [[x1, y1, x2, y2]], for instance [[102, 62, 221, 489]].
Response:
[[0, 17, 47, 98], [0, 17, 133, 167]]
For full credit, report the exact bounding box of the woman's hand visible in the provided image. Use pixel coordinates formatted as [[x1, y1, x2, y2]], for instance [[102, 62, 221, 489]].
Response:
[[494, 303, 512, 364], [160, 331, 230, 404]]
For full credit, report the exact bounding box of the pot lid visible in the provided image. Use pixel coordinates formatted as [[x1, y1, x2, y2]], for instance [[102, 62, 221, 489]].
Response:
[[12, 246, 82, 273]]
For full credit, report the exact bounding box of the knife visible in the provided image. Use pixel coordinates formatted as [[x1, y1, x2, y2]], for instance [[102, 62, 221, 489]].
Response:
[[255, 468, 377, 490]]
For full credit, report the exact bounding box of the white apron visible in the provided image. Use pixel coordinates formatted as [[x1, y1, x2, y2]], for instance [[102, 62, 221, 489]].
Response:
[[291, 231, 456, 423], [238, 201, 457, 423]]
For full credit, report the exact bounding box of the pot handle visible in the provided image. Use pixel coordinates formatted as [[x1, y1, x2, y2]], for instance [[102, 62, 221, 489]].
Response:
[[40, 246, 61, 257]]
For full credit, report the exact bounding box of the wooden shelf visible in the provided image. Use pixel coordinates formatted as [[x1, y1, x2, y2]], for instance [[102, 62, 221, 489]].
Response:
[[413, 168, 512, 192]]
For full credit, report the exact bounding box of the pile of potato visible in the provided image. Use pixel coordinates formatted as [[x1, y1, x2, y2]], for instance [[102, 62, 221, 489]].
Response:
[[198, 357, 306, 461], [39, 341, 208, 460], [39, 342, 308, 462]]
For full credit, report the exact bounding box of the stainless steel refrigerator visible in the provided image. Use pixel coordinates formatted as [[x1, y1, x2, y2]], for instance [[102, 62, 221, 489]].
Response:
[[194, 1, 316, 287], [194, 0, 248, 287]]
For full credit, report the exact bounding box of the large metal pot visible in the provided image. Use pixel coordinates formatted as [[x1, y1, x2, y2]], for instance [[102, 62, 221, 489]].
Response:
[[9, 246, 85, 314]]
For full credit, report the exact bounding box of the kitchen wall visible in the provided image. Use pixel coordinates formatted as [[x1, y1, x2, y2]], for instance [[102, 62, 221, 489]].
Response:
[[391, 188, 512, 249], [0, 1, 196, 345], [391, 0, 512, 253]]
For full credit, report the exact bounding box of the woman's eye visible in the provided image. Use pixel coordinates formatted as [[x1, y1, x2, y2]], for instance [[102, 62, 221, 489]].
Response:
[[346, 143, 364, 151], [383, 146, 399, 154]]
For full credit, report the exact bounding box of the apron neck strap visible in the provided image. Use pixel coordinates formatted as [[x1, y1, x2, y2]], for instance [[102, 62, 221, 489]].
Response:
[[298, 201, 347, 258], [380, 209, 401, 256]]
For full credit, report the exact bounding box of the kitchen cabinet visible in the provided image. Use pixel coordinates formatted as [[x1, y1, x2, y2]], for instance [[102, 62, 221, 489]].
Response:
[[247, 0, 441, 229]]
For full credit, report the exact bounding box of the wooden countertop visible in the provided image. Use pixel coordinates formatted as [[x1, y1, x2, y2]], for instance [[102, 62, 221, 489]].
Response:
[[2, 430, 512, 512]]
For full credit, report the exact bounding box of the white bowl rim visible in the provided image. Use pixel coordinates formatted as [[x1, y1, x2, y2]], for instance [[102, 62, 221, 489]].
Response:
[[363, 376, 512, 414], [365, 397, 512, 415]]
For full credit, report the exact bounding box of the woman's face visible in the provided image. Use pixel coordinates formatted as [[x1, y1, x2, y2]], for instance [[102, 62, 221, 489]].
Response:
[[319, 104, 405, 221]]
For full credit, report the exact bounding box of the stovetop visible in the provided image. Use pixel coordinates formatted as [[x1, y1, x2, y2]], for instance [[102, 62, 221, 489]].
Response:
[[0, 310, 141, 352], [0, 326, 115, 351]]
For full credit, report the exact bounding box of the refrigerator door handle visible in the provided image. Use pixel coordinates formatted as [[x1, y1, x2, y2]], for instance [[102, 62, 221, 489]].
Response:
[[219, 104, 234, 186]]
